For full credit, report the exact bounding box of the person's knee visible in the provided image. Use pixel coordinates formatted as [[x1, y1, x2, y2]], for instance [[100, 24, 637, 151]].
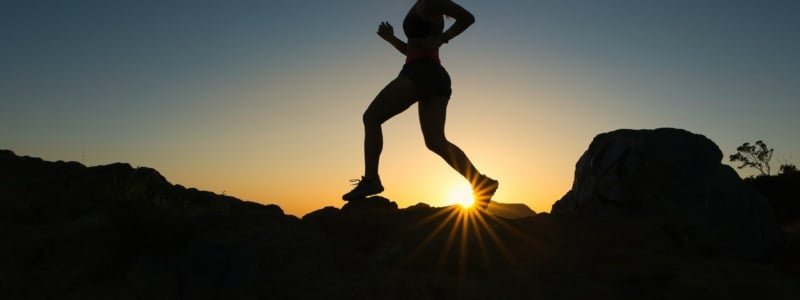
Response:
[[362, 111, 380, 127], [424, 136, 449, 154]]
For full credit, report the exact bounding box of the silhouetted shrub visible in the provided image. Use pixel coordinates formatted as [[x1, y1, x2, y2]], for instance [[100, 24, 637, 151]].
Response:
[[781, 163, 798, 175]]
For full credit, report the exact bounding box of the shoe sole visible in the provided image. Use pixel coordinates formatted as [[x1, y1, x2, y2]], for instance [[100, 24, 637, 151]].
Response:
[[342, 187, 385, 201]]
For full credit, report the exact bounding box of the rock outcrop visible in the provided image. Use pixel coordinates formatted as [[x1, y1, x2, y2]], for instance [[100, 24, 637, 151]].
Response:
[[552, 128, 779, 258], [0, 150, 324, 299], [746, 172, 800, 226]]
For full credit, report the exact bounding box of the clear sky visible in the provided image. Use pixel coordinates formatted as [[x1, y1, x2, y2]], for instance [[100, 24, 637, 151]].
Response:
[[2, 0, 798, 217]]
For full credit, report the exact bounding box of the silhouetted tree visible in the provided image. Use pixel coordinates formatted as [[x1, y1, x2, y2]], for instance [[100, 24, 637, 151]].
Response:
[[729, 140, 774, 176]]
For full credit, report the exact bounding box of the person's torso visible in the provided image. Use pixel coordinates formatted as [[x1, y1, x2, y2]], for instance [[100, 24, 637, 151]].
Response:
[[403, 3, 444, 62], [403, 4, 444, 39]]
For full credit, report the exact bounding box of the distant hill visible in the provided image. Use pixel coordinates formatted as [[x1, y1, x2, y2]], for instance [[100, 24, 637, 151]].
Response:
[[487, 201, 536, 219], [2, 141, 799, 299]]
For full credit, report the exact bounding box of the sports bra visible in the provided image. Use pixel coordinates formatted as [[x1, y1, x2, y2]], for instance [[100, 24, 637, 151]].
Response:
[[403, 5, 444, 39]]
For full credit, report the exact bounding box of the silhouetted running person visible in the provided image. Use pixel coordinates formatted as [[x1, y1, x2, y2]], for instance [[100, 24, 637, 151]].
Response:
[[343, 0, 498, 209]]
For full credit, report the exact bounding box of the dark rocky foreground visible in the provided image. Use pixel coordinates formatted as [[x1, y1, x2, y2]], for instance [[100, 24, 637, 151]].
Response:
[[2, 129, 800, 299]]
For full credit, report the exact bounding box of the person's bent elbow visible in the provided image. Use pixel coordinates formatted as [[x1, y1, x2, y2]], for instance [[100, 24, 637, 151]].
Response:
[[461, 13, 475, 25]]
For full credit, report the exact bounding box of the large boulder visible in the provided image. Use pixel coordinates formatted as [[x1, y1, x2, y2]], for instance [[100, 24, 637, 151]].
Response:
[[552, 128, 778, 258]]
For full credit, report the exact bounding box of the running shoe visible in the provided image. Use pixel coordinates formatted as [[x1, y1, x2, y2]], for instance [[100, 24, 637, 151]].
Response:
[[342, 177, 384, 201]]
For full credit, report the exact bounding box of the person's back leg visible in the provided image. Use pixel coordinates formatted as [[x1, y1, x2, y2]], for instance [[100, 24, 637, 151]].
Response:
[[343, 76, 419, 200], [418, 96, 498, 208]]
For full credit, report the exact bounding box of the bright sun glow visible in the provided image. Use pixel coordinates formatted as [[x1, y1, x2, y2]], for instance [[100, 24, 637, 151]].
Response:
[[447, 183, 475, 209]]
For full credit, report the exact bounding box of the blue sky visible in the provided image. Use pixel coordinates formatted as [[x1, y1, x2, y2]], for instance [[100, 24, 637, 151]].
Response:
[[2, 0, 798, 215]]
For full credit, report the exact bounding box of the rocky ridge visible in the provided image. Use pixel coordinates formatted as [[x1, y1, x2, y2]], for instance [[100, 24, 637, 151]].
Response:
[[2, 128, 799, 299]]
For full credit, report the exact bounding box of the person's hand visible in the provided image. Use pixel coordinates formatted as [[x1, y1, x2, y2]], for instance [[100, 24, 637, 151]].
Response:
[[377, 21, 394, 40]]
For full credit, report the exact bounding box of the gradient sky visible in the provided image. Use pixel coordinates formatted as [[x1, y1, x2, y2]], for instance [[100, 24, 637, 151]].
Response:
[[2, 0, 799, 216]]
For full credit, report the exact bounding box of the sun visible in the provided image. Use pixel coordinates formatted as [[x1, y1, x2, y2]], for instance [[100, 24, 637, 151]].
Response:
[[447, 183, 475, 209]]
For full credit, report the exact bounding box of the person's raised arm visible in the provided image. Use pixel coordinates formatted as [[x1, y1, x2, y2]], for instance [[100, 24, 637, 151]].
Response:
[[434, 0, 475, 44], [377, 21, 407, 55]]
